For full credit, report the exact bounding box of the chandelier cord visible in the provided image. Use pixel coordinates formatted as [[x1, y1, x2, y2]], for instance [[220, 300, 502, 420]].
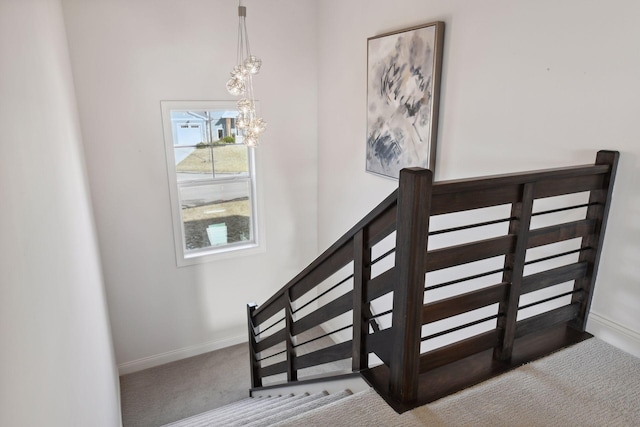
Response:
[[226, 0, 266, 147]]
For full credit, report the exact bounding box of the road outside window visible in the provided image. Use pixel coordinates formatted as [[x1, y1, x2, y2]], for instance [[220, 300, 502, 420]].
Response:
[[161, 101, 260, 265]]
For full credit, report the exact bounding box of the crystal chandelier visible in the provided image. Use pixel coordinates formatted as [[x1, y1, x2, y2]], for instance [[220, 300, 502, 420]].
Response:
[[226, 0, 266, 147]]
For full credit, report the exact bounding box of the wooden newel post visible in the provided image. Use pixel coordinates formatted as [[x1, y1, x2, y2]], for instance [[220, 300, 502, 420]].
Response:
[[389, 168, 433, 404], [285, 289, 297, 382], [571, 150, 619, 331], [246, 303, 262, 388], [352, 229, 371, 372], [494, 182, 535, 361]]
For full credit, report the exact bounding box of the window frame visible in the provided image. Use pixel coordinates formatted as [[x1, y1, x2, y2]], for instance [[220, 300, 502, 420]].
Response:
[[161, 100, 264, 266]]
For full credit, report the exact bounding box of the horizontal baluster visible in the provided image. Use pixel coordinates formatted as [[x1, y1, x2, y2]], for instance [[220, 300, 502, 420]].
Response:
[[293, 324, 353, 349], [256, 349, 286, 363], [526, 219, 596, 249], [290, 242, 353, 301], [425, 235, 515, 273], [424, 267, 506, 292], [419, 330, 501, 373], [421, 314, 500, 342], [365, 202, 398, 248], [255, 329, 286, 353], [531, 202, 596, 217], [518, 289, 582, 311], [259, 361, 287, 378], [429, 216, 514, 236], [370, 247, 396, 265], [292, 291, 353, 336], [294, 340, 352, 371], [253, 295, 285, 327], [515, 303, 580, 338], [366, 267, 395, 302], [293, 274, 354, 315], [524, 248, 587, 266], [255, 316, 285, 336], [521, 262, 588, 294], [422, 283, 508, 324]]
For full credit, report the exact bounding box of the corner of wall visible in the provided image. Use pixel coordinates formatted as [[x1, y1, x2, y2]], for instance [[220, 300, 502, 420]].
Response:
[[587, 311, 640, 358]]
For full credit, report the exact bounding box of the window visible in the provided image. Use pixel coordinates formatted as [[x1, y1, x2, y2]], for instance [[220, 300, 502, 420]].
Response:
[[161, 101, 262, 265]]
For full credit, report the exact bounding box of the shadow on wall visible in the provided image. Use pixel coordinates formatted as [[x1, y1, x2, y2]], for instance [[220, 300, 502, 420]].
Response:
[[592, 150, 640, 330]]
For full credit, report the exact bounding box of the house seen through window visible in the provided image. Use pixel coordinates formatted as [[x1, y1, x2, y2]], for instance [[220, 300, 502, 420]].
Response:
[[161, 101, 260, 265]]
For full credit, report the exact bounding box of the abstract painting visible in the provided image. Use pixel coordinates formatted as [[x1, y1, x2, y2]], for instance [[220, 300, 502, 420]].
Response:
[[367, 22, 444, 179]]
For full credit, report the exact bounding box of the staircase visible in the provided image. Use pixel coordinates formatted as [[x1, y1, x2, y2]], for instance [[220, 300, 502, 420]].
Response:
[[160, 151, 619, 426], [245, 151, 619, 412], [162, 390, 354, 427]]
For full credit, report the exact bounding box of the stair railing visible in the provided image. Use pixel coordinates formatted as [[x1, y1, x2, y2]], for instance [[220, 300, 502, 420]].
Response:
[[246, 170, 404, 387], [246, 150, 618, 411]]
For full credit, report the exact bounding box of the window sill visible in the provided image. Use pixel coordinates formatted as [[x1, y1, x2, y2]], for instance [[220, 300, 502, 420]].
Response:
[[176, 241, 265, 267]]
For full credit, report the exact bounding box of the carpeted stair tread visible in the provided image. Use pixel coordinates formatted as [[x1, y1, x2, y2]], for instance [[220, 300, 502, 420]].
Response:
[[205, 394, 298, 425], [244, 389, 353, 427], [226, 391, 329, 426], [192, 394, 309, 427], [182, 395, 280, 422], [268, 389, 390, 427], [160, 390, 355, 427], [162, 394, 299, 427], [160, 339, 640, 427]]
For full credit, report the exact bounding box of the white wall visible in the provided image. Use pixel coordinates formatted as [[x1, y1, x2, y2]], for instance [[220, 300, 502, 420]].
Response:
[[317, 0, 640, 356], [0, 0, 121, 425], [62, 0, 319, 371], [55, 0, 639, 376]]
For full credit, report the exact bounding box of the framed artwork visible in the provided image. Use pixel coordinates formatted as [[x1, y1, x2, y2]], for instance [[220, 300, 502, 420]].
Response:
[[366, 21, 445, 179]]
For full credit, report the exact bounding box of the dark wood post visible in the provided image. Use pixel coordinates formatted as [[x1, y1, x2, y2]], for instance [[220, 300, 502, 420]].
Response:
[[285, 289, 297, 381], [389, 168, 433, 404], [571, 150, 619, 331], [246, 303, 262, 388], [494, 182, 535, 361], [352, 229, 371, 371]]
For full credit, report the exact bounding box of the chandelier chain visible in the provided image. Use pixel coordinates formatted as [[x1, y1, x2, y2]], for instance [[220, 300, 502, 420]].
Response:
[[226, 0, 266, 147]]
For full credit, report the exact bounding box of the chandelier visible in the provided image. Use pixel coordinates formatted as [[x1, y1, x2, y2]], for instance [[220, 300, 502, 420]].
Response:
[[226, 0, 266, 147]]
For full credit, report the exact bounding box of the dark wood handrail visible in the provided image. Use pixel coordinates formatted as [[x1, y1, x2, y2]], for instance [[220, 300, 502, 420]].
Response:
[[247, 150, 619, 412], [432, 163, 610, 194], [252, 189, 399, 321]]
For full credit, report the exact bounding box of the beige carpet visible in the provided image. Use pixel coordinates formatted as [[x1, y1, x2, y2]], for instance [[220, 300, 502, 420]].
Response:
[[274, 338, 640, 426], [120, 327, 350, 427], [120, 342, 250, 427]]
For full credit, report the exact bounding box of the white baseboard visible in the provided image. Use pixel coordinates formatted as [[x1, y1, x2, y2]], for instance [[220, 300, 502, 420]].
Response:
[[587, 311, 640, 358], [117, 334, 247, 375], [117, 313, 636, 375]]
